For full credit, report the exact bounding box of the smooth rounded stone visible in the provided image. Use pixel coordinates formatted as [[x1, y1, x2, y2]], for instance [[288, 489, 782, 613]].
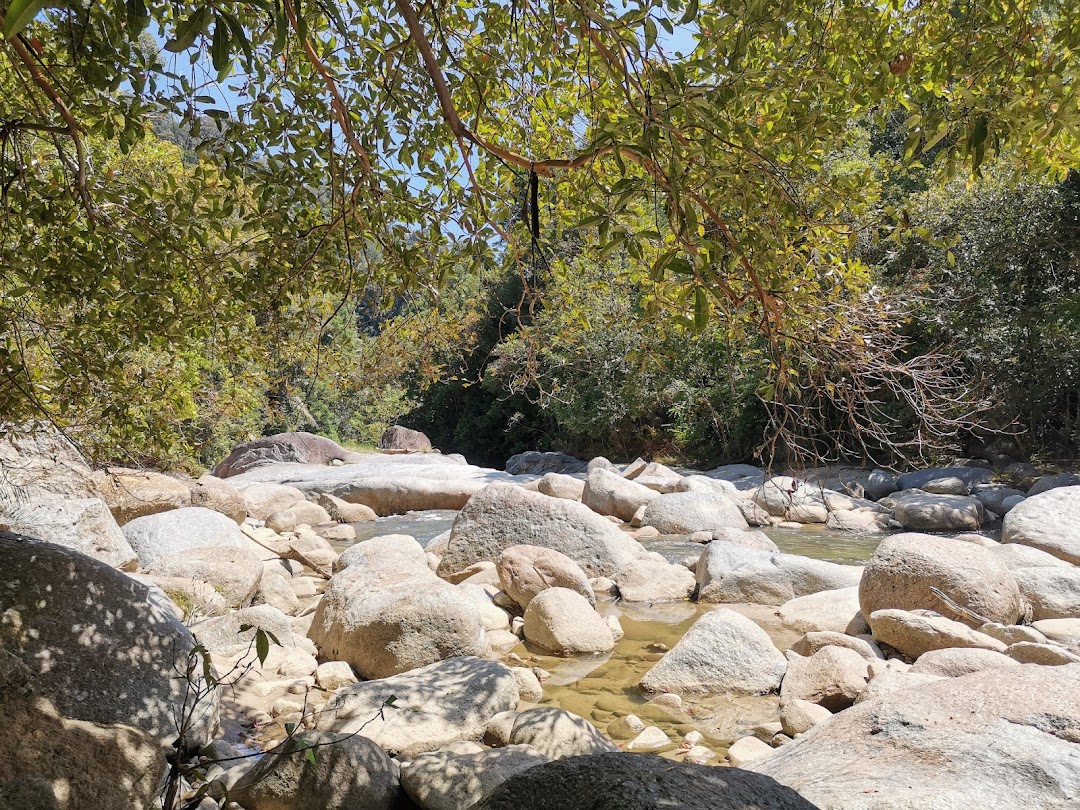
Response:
[[506, 451, 587, 475], [868, 609, 1008, 658], [675, 473, 738, 496], [0, 534, 216, 747], [523, 588, 614, 655], [473, 752, 816, 810], [909, 647, 1019, 677], [859, 532, 1022, 627], [121, 506, 248, 567], [142, 574, 230, 618], [892, 492, 985, 531], [1000, 494, 1026, 514], [456, 583, 512, 631], [625, 726, 673, 752], [334, 533, 423, 573], [213, 432, 369, 478], [920, 476, 970, 495], [683, 745, 717, 763], [751, 663, 1080, 808], [750, 476, 829, 523], [697, 543, 861, 606], [791, 630, 882, 660], [1013, 567, 1080, 620], [536, 473, 585, 502], [1028, 472, 1080, 496], [444, 560, 496, 585], [977, 622, 1048, 646], [641, 491, 749, 534], [711, 526, 780, 552], [401, 745, 551, 810], [240, 482, 307, 520], [779, 698, 833, 736], [1032, 618, 1080, 643], [581, 467, 660, 521], [727, 735, 775, 767], [607, 714, 647, 739], [496, 545, 594, 609], [379, 424, 432, 452], [315, 661, 357, 691], [778, 587, 868, 635], [511, 667, 544, 702], [895, 466, 994, 492], [779, 646, 869, 711], [614, 558, 695, 602], [291, 499, 333, 526], [825, 509, 893, 533], [639, 608, 787, 696], [1006, 642, 1080, 665], [1001, 485, 1080, 565], [313, 523, 356, 542], [313, 491, 377, 523], [187, 474, 247, 523], [605, 615, 625, 640], [508, 707, 618, 759], [146, 546, 264, 608], [95, 467, 192, 524], [3, 494, 139, 570], [232, 730, 397, 810], [439, 484, 646, 578], [974, 486, 1027, 516], [989, 542, 1073, 570], [627, 462, 684, 493], [953, 532, 1000, 548], [484, 711, 519, 747], [190, 604, 298, 653], [320, 657, 518, 756], [855, 669, 946, 704]]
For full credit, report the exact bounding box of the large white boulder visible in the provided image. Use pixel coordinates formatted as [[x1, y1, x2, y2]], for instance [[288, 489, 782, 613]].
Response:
[[495, 545, 594, 609], [696, 543, 861, 605], [121, 505, 248, 567], [581, 467, 659, 521], [1002, 485, 1080, 565], [641, 491, 750, 534], [1013, 567, 1080, 620], [522, 588, 614, 654], [3, 494, 138, 570]]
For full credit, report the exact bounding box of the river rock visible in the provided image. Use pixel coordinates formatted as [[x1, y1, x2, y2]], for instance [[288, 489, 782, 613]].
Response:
[[641, 491, 750, 534], [121, 506, 248, 567], [710, 526, 780, 552], [909, 647, 1019, 677], [868, 609, 1008, 658], [626, 461, 683, 493], [1006, 642, 1080, 665], [974, 486, 1027, 516], [779, 698, 833, 736], [791, 631, 882, 660], [380, 425, 433, 452], [1013, 567, 1080, 620], [778, 587, 868, 635], [614, 558, 695, 602], [507, 707, 618, 759], [780, 646, 869, 711], [187, 474, 247, 522], [240, 482, 307, 520], [438, 484, 645, 578], [895, 466, 994, 491], [189, 604, 299, 654], [401, 745, 551, 810], [313, 491, 377, 523], [3, 494, 138, 570], [473, 752, 816, 810], [859, 533, 1022, 626], [522, 588, 614, 654], [146, 546, 264, 608], [320, 657, 518, 757], [1028, 472, 1080, 495], [232, 730, 398, 810], [536, 473, 585, 501], [253, 567, 302, 615], [505, 451, 587, 475], [0, 422, 96, 499], [989, 542, 1073, 570], [581, 467, 659, 521], [640, 608, 787, 696], [696, 543, 862, 605], [330, 476, 487, 514], [213, 431, 367, 477], [0, 533, 216, 747], [1002, 485, 1080, 564], [751, 663, 1080, 808], [893, 492, 985, 531], [752, 476, 829, 523], [495, 545, 594, 609], [94, 467, 192, 524], [1033, 618, 1080, 643]]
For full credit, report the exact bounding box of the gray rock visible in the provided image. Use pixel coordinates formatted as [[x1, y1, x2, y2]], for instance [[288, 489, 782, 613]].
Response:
[[710, 527, 780, 552], [779, 698, 833, 737], [522, 588, 614, 654], [778, 587, 868, 635], [974, 485, 1027, 516], [1013, 567, 1080, 620], [641, 491, 749, 534], [507, 708, 618, 759], [625, 462, 683, 493], [989, 542, 1073, 570], [401, 745, 551, 810], [581, 467, 659, 521], [536, 473, 585, 501], [146, 546, 263, 608], [1028, 473, 1080, 496], [189, 604, 298, 653], [893, 492, 985, 531], [697, 543, 862, 606], [213, 431, 367, 477], [779, 646, 869, 711], [496, 545, 594, 609], [868, 609, 1007, 658], [614, 559, 695, 602], [122, 506, 248, 567], [1002, 485, 1080, 565], [505, 452, 586, 475], [909, 647, 1018, 677], [313, 491, 377, 523], [790, 630, 882, 660], [3, 494, 138, 570], [379, 425, 433, 452], [0, 422, 96, 499], [895, 466, 995, 491], [187, 474, 247, 523], [920, 476, 970, 495], [753, 476, 829, 523]]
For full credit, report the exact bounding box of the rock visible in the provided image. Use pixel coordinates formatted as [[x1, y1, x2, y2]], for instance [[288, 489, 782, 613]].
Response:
[[473, 752, 816, 810], [697, 543, 862, 606], [977, 621, 1048, 646], [641, 491, 749, 534], [779, 646, 869, 710], [505, 451, 587, 475], [232, 731, 398, 810], [779, 698, 833, 737], [778, 587, 868, 635], [1006, 642, 1080, 665], [122, 506, 248, 567], [920, 476, 970, 495], [790, 631, 882, 660], [95, 467, 192, 524], [213, 431, 367, 478], [334, 532, 419, 572], [401, 745, 551, 810], [292, 499, 334, 526], [581, 467, 659, 521], [252, 568, 302, 615], [144, 574, 230, 618], [495, 545, 594, 609], [607, 714, 647, 738], [625, 726, 672, 751], [675, 474, 738, 497], [752, 477, 829, 523], [438, 484, 646, 578], [856, 668, 944, 704], [484, 711, 519, 747], [0, 533, 215, 747], [974, 486, 1028, 515], [189, 604, 298, 653], [522, 588, 614, 654], [1027, 472, 1080, 496], [1001, 485, 1080, 564], [380, 425, 433, 452], [893, 492, 985, 531], [146, 546, 264, 608], [0, 422, 96, 498], [989, 542, 1073, 570], [605, 614, 624, 640], [315, 661, 357, 691], [536, 472, 585, 501], [910, 647, 1019, 676], [1013, 568, 1080, 620], [241, 482, 307, 520], [313, 492, 377, 523], [626, 461, 683, 493], [867, 609, 1008, 658], [640, 608, 787, 696], [859, 533, 1022, 626], [320, 657, 518, 757], [614, 559, 695, 602], [711, 526, 780, 552], [825, 509, 893, 533], [895, 466, 994, 491], [508, 707, 618, 759], [455, 583, 512, 631], [727, 735, 775, 767], [187, 475, 247, 522], [1033, 618, 1080, 643], [313, 523, 356, 542], [511, 667, 544, 702], [2, 494, 138, 570], [1001, 494, 1026, 514], [751, 664, 1080, 808]]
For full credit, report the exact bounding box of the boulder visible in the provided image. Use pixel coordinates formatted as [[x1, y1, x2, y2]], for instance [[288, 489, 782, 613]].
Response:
[[640, 608, 787, 696], [2, 494, 138, 570], [313, 491, 377, 523], [122, 506, 248, 567], [401, 745, 551, 810], [797, 466, 898, 501], [710, 526, 780, 552], [778, 587, 867, 635], [893, 492, 985, 531], [779, 646, 869, 711], [213, 431, 366, 478], [496, 545, 594, 609], [790, 631, 882, 660], [320, 657, 519, 757], [94, 467, 192, 524], [989, 542, 1073, 570], [859, 533, 1022, 626], [232, 731, 398, 810], [380, 425, 433, 452], [1033, 618, 1080, 644], [974, 486, 1028, 516], [253, 568, 302, 615], [536, 472, 586, 501], [241, 482, 307, 520], [920, 476, 970, 495], [145, 546, 263, 608], [0, 533, 215, 747], [868, 609, 1008, 658], [1002, 485, 1080, 565], [779, 698, 833, 737], [189, 604, 298, 654], [1013, 567, 1080, 620], [505, 451, 587, 475], [0, 422, 96, 499], [473, 752, 816, 810], [625, 461, 683, 493], [1006, 642, 1080, 666], [751, 664, 1080, 809], [697, 543, 862, 606], [581, 467, 659, 521], [438, 484, 646, 578], [909, 647, 1019, 677], [522, 588, 615, 654], [752, 476, 829, 523], [641, 491, 749, 534], [895, 466, 994, 491], [1028, 473, 1080, 496], [329, 476, 487, 515], [507, 708, 618, 759], [186, 474, 247, 522], [825, 509, 893, 533]]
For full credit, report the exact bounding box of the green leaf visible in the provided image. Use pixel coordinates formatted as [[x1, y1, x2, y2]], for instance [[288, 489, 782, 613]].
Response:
[[569, 214, 606, 230], [255, 628, 269, 664], [165, 6, 209, 52], [211, 18, 230, 73], [3, 0, 47, 38], [678, 0, 698, 26], [304, 746, 317, 766], [693, 287, 710, 332], [644, 18, 657, 50]]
